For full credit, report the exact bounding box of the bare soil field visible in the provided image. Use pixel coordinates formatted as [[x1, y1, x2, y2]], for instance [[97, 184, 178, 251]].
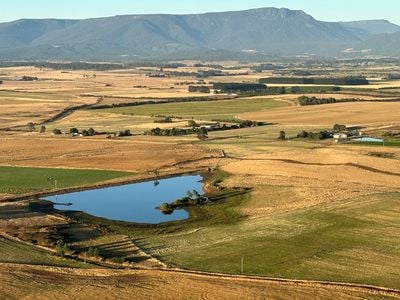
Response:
[[240, 102, 400, 126]]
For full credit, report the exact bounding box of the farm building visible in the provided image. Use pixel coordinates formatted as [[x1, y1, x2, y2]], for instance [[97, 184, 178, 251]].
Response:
[[333, 133, 348, 142]]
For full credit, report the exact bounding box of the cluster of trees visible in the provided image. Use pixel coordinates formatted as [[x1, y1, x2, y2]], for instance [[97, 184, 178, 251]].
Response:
[[117, 129, 132, 137], [69, 127, 98, 136], [213, 82, 267, 93], [146, 120, 266, 137], [232, 86, 287, 97], [333, 124, 347, 132], [290, 86, 341, 93], [53, 127, 99, 136], [259, 76, 369, 85], [193, 63, 223, 69], [298, 96, 359, 106], [159, 190, 209, 214], [26, 122, 46, 133], [188, 85, 211, 93], [296, 130, 332, 140], [145, 127, 205, 137], [237, 120, 266, 128], [176, 80, 205, 86], [21, 76, 38, 81]]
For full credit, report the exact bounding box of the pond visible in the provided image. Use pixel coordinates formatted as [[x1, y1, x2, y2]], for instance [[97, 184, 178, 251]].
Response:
[[45, 175, 203, 224], [353, 137, 384, 143]]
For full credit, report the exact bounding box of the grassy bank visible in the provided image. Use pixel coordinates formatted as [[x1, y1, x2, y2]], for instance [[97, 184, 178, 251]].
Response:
[[0, 237, 88, 268], [0, 166, 132, 194], [148, 192, 400, 289]]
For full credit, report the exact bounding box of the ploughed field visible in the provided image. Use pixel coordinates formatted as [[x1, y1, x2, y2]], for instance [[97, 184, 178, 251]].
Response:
[[0, 64, 400, 299]]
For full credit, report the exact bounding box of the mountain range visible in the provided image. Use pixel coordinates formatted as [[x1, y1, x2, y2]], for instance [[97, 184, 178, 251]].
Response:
[[0, 8, 399, 61]]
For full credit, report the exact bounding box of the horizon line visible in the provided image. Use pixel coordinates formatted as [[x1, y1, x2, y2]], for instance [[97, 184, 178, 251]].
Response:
[[0, 6, 398, 25]]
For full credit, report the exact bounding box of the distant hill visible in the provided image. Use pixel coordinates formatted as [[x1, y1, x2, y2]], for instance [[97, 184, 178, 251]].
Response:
[[355, 31, 400, 56], [0, 8, 398, 60], [0, 19, 78, 49], [341, 19, 400, 36]]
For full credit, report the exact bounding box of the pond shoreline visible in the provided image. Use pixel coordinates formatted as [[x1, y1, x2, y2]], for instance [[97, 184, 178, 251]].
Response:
[[0, 168, 208, 203]]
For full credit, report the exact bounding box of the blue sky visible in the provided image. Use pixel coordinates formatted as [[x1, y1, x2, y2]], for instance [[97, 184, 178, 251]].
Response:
[[2, 0, 399, 24]]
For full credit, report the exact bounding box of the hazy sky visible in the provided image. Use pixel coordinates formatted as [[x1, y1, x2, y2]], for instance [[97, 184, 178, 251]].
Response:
[[2, 0, 399, 24]]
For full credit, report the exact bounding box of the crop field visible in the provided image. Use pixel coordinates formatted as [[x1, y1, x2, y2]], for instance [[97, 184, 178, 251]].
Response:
[[0, 166, 132, 194], [0, 90, 97, 128], [240, 101, 400, 126], [0, 134, 218, 173], [104, 97, 289, 121]]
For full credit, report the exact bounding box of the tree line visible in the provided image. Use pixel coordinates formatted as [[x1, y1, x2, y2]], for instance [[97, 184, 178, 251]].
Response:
[[259, 76, 369, 85], [298, 96, 360, 106]]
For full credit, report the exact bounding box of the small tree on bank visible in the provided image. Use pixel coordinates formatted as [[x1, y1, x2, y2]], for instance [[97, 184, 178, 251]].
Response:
[[278, 131, 286, 140]]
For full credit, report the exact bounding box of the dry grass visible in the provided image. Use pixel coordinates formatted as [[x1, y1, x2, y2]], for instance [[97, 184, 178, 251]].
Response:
[[0, 91, 98, 128], [46, 110, 188, 133], [240, 102, 400, 126], [0, 134, 219, 172], [0, 264, 397, 300]]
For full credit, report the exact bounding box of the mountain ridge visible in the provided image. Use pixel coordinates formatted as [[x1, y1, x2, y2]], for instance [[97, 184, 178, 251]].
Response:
[[0, 8, 399, 60]]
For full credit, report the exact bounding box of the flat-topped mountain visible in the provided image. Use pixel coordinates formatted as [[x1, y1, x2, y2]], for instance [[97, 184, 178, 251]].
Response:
[[0, 8, 399, 60]]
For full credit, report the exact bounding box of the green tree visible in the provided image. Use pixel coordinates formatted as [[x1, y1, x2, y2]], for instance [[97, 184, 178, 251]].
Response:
[[27, 122, 35, 131], [278, 131, 286, 140], [53, 128, 62, 135], [69, 128, 79, 135], [55, 240, 69, 257]]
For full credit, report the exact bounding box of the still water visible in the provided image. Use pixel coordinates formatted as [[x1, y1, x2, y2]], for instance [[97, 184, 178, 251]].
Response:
[[45, 175, 203, 224]]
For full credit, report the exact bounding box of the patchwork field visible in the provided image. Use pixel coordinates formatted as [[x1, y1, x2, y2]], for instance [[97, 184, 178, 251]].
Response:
[[1, 63, 400, 299], [104, 96, 289, 121]]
